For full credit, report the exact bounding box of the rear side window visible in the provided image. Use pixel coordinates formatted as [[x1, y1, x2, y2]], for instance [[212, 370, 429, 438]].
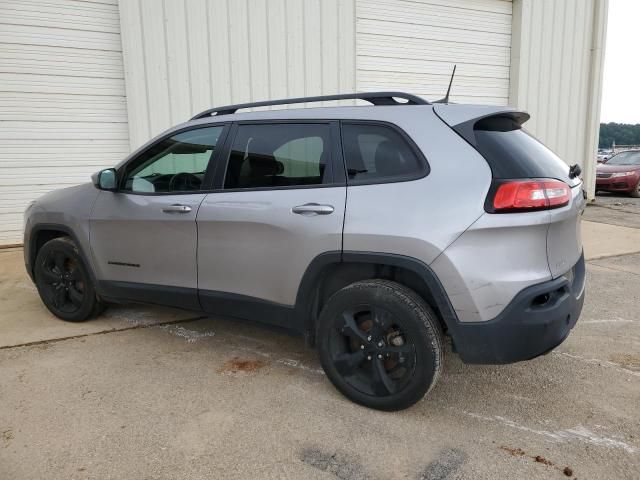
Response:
[[341, 123, 424, 183], [223, 123, 331, 189], [473, 116, 577, 185]]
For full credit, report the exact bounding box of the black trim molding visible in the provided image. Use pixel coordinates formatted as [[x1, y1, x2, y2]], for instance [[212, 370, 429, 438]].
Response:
[[199, 290, 298, 333], [98, 281, 201, 311]]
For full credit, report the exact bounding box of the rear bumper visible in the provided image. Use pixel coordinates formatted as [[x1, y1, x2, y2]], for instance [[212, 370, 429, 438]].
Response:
[[595, 177, 638, 192], [451, 252, 585, 364]]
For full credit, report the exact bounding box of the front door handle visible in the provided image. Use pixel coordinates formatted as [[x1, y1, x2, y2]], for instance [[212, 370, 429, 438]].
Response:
[[162, 204, 192, 214], [292, 203, 334, 215]]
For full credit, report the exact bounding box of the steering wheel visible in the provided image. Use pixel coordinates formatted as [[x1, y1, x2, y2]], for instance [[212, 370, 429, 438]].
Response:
[[169, 172, 202, 191]]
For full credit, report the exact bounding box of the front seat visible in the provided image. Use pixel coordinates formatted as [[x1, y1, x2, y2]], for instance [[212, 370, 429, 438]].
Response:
[[240, 138, 284, 187]]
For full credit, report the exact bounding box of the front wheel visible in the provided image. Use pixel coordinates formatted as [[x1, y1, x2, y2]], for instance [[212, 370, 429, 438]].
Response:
[[34, 237, 103, 322], [631, 180, 640, 198], [317, 280, 444, 411]]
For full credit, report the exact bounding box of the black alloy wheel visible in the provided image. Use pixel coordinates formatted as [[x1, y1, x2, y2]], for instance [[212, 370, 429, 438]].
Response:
[[34, 237, 102, 322], [329, 305, 416, 397], [39, 251, 85, 313], [318, 280, 443, 411]]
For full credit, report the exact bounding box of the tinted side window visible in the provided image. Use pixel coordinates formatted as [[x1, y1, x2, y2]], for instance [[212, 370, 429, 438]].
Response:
[[122, 126, 224, 193], [341, 123, 423, 182], [223, 123, 331, 189]]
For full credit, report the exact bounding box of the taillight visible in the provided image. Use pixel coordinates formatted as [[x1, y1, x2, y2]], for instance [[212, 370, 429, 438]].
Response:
[[489, 179, 571, 213]]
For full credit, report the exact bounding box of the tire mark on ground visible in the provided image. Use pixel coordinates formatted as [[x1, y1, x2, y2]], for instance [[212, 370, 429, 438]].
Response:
[[419, 448, 467, 480]]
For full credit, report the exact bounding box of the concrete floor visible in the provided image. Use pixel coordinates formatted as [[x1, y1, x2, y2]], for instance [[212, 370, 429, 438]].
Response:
[[584, 192, 640, 229], [1, 209, 639, 479]]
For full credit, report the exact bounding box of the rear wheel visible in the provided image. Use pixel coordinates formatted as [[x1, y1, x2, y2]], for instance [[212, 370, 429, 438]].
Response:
[[317, 280, 444, 411], [34, 237, 103, 322]]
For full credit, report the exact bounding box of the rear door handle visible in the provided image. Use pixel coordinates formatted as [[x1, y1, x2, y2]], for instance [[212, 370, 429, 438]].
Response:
[[162, 204, 192, 214], [292, 203, 334, 215]]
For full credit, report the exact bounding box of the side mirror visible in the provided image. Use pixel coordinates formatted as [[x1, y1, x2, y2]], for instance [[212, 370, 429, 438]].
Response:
[[92, 168, 118, 191]]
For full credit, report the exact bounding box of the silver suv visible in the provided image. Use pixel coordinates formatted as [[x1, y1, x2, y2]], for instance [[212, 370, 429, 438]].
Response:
[[23, 92, 586, 411]]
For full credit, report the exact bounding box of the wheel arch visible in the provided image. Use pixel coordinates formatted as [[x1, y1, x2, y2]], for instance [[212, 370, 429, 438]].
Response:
[[28, 224, 97, 287], [295, 251, 460, 346]]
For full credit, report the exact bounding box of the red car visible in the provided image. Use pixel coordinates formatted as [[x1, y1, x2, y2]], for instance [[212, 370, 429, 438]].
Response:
[[595, 150, 640, 197]]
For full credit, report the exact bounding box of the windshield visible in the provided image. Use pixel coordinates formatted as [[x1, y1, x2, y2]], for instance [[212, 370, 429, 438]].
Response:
[[606, 151, 640, 165]]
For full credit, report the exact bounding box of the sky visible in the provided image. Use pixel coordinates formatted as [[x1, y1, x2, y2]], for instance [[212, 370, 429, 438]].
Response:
[[600, 0, 640, 124]]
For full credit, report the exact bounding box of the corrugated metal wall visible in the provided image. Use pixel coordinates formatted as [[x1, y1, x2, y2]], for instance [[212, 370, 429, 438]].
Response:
[[0, 0, 129, 245], [355, 0, 513, 105], [509, 0, 608, 198], [120, 0, 515, 148], [0, 0, 607, 245], [119, 0, 356, 150]]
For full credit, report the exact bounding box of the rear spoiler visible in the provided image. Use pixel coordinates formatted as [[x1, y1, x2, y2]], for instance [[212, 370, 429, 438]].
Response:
[[433, 104, 530, 148]]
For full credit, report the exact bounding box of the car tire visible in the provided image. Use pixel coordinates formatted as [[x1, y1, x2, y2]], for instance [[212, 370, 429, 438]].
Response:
[[34, 237, 104, 322], [317, 279, 444, 411], [631, 180, 640, 198]]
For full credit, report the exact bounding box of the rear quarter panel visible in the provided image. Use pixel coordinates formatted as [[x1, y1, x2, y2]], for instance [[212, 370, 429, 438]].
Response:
[[430, 210, 552, 322], [430, 187, 584, 323], [342, 107, 492, 265], [547, 185, 585, 277]]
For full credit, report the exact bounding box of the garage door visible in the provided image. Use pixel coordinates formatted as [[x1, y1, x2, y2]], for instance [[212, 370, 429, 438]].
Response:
[[356, 0, 512, 105], [0, 0, 129, 246]]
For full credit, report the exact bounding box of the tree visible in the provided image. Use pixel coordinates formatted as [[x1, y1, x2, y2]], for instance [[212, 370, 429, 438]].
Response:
[[599, 123, 640, 148]]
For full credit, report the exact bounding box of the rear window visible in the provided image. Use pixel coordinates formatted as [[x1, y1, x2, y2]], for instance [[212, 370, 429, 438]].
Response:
[[473, 116, 578, 186]]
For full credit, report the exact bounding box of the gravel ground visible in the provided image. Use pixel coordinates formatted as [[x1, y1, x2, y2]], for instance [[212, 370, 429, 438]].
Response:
[[585, 193, 640, 229], [0, 248, 639, 479]]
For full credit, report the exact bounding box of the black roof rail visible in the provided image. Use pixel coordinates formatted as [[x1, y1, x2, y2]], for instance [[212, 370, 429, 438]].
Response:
[[190, 91, 429, 120]]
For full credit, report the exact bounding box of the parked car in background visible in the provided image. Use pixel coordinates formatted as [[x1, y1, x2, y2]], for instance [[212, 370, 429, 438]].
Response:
[[596, 150, 640, 197], [597, 150, 612, 163]]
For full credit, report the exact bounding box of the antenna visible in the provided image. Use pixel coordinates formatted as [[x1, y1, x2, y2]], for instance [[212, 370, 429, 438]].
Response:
[[434, 65, 457, 104]]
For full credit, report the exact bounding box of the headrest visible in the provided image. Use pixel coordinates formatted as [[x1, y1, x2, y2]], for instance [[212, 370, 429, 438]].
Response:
[[374, 140, 411, 176], [247, 138, 283, 176]]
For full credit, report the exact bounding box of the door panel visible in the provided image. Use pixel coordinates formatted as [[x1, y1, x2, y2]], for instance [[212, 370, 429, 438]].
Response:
[[90, 191, 205, 291], [89, 124, 226, 307], [196, 187, 345, 306], [196, 120, 345, 309]]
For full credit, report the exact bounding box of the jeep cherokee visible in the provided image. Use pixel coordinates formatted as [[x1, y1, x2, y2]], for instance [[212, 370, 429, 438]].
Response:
[[23, 92, 586, 411]]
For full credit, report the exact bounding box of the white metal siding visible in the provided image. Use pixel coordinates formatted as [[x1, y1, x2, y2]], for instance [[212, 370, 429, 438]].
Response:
[[356, 0, 513, 104], [0, 0, 129, 245], [509, 0, 608, 199], [119, 0, 357, 150]]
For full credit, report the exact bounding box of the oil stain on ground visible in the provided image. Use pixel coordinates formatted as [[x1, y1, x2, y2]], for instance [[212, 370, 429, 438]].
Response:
[[499, 445, 575, 477], [218, 357, 267, 375]]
